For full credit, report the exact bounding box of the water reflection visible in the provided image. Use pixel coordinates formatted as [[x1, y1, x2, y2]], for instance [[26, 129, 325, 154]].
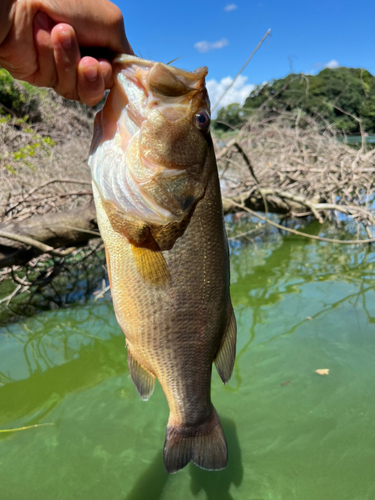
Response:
[[230, 230, 375, 310], [229, 233, 375, 390], [0, 334, 125, 429], [0, 302, 125, 428]]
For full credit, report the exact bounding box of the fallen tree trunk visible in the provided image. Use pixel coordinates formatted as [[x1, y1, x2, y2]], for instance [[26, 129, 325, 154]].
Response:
[[2, 182, 374, 270], [0, 188, 321, 270], [222, 190, 308, 216], [0, 201, 99, 268]]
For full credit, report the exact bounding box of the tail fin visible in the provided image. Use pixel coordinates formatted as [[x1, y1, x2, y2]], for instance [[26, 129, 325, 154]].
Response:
[[163, 407, 228, 474]]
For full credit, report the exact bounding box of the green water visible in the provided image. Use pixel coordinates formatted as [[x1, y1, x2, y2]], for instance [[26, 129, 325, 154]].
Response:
[[1, 232, 375, 500], [338, 135, 375, 145]]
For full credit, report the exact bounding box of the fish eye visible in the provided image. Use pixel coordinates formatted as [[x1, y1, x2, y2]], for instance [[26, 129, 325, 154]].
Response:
[[195, 111, 210, 131]]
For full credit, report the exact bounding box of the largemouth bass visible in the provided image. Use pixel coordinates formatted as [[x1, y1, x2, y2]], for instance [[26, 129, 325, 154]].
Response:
[[88, 55, 236, 473]]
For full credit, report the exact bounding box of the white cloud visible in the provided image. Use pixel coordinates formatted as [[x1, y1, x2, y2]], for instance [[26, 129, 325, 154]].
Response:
[[206, 75, 255, 117], [224, 3, 238, 11], [324, 59, 339, 69], [194, 38, 228, 53]]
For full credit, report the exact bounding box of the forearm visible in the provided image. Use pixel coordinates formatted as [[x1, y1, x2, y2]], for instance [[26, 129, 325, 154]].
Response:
[[0, 0, 16, 46]]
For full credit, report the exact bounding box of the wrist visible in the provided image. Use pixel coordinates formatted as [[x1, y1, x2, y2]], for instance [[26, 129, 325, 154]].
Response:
[[0, 0, 16, 47]]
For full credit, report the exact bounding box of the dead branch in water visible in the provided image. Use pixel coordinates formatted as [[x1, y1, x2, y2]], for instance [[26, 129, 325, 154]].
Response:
[[225, 198, 375, 245], [217, 111, 375, 233]]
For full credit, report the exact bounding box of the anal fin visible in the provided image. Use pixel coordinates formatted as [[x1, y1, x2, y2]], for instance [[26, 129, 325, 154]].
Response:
[[214, 303, 237, 384], [127, 348, 155, 401]]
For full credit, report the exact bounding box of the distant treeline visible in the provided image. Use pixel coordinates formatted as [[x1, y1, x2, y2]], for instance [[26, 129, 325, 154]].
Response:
[[214, 67, 375, 135]]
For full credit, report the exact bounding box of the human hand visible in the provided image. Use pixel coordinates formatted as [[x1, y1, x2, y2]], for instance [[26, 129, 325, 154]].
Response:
[[0, 0, 133, 106]]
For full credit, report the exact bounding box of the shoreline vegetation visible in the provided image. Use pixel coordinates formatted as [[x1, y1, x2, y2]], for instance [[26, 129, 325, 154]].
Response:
[[214, 67, 375, 136], [1, 66, 375, 316]]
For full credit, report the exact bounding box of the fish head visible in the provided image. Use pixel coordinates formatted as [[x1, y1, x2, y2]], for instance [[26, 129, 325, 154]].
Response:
[[89, 55, 212, 226]]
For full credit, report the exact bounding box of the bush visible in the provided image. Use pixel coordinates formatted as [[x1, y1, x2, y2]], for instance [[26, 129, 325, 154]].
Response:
[[0, 69, 45, 122]]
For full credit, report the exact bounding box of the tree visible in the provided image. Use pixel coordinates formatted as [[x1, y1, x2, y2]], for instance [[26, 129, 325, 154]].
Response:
[[214, 103, 248, 131], [214, 67, 375, 135]]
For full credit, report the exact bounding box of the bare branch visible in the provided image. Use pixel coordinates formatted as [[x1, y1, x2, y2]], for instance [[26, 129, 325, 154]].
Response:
[[226, 199, 375, 245]]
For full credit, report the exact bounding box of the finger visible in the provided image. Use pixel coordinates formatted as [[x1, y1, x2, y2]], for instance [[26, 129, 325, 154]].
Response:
[[98, 59, 113, 89], [32, 12, 57, 88], [51, 24, 80, 100], [77, 57, 105, 107], [61, 3, 133, 56]]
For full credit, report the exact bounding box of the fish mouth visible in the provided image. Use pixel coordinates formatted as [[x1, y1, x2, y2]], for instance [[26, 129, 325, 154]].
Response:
[[113, 55, 209, 126], [113, 54, 208, 97]]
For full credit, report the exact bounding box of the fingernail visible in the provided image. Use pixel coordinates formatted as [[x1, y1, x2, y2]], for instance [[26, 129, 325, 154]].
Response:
[[59, 30, 73, 50], [84, 66, 98, 82], [34, 11, 50, 31]]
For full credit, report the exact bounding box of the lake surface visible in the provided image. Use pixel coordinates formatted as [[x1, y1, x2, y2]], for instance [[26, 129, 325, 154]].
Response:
[[1, 229, 375, 500], [337, 135, 375, 145]]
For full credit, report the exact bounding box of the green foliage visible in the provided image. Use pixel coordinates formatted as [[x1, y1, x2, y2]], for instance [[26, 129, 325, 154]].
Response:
[[0, 71, 58, 173], [0, 68, 46, 122], [0, 113, 56, 173], [214, 103, 248, 131], [214, 67, 375, 134]]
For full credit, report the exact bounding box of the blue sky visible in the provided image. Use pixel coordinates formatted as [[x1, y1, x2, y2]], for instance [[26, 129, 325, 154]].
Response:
[[113, 0, 375, 112]]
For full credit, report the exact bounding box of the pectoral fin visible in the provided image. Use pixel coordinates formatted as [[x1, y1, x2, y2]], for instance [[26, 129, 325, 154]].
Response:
[[127, 348, 155, 401], [214, 304, 237, 384], [131, 242, 170, 285]]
